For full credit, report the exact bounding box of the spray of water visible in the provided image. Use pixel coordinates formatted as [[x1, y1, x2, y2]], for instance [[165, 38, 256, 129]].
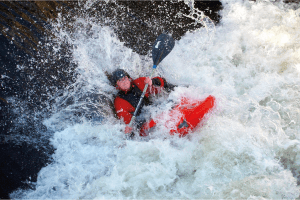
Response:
[[10, 0, 300, 199]]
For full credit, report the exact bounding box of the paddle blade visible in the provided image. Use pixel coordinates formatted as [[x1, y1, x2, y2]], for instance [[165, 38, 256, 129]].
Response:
[[152, 33, 175, 66]]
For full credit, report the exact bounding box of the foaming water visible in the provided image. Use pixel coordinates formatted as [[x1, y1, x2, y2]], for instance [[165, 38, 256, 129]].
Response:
[[11, 0, 300, 199]]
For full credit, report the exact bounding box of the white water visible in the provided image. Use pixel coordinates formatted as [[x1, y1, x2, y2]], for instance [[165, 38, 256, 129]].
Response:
[[11, 0, 300, 199]]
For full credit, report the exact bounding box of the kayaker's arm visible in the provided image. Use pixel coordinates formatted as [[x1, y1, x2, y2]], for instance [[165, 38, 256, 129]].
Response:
[[133, 77, 164, 96], [158, 77, 177, 93], [114, 97, 135, 124], [145, 76, 177, 93]]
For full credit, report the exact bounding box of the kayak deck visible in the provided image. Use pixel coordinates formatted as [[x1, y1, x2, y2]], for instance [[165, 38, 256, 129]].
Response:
[[140, 95, 215, 137]]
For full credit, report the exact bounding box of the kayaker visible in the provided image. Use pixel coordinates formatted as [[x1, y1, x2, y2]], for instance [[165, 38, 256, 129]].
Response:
[[109, 69, 175, 136]]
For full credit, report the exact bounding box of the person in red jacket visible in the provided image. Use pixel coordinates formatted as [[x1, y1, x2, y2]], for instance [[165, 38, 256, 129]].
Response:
[[110, 69, 174, 136]]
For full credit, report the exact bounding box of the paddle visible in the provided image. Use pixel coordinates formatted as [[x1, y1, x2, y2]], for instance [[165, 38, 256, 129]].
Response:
[[127, 33, 175, 137]]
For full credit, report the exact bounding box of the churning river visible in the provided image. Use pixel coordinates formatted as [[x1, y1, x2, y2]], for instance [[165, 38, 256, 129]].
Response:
[[2, 0, 300, 199]]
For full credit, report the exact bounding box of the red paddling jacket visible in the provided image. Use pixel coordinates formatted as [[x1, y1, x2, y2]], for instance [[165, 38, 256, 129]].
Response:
[[114, 77, 165, 125]]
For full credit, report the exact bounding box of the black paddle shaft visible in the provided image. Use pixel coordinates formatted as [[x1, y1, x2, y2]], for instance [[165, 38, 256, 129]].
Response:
[[128, 33, 175, 137]]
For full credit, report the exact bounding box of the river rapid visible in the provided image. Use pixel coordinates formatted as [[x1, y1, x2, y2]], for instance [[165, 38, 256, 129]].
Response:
[[10, 0, 300, 199]]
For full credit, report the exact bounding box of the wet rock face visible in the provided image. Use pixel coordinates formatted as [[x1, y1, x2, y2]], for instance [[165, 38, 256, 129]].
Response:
[[0, 1, 222, 199], [107, 1, 222, 55], [1, 0, 221, 106], [73, 1, 222, 55]]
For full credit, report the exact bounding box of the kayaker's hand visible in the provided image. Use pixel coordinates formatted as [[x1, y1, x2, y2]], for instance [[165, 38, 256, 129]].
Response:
[[144, 77, 152, 86], [125, 126, 133, 134]]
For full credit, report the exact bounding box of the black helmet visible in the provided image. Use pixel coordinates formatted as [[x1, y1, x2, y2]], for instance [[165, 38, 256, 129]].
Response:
[[111, 69, 130, 86]]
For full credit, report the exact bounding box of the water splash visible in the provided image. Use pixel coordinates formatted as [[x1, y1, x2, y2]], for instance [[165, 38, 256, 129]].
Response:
[[183, 7, 216, 43], [10, 0, 300, 199]]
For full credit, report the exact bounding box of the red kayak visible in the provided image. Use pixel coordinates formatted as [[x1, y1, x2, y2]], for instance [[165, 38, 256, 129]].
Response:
[[140, 95, 215, 137]]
